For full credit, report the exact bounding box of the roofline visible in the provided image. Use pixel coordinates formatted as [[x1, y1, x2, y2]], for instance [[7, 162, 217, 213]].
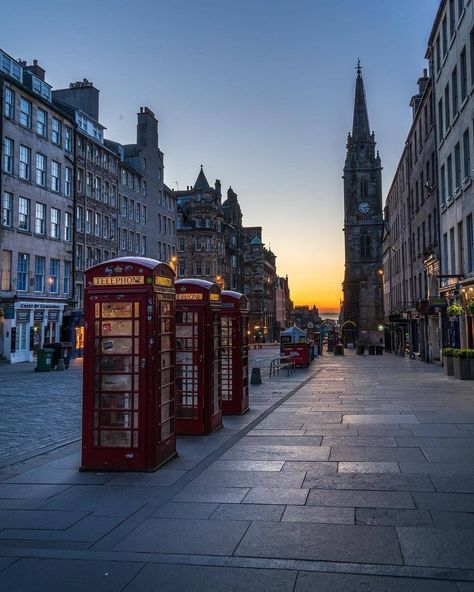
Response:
[[426, 0, 446, 54]]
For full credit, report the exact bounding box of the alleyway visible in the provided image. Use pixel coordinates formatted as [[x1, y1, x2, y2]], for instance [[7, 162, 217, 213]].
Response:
[[1, 352, 474, 590]]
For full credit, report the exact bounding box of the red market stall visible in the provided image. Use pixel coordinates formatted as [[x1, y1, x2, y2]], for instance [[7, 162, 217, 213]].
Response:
[[175, 279, 222, 435], [221, 290, 249, 415], [280, 326, 310, 367], [81, 257, 176, 471]]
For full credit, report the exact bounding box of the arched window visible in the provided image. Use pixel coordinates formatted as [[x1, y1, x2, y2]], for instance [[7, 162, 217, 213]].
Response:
[[360, 234, 371, 258], [360, 178, 368, 198]]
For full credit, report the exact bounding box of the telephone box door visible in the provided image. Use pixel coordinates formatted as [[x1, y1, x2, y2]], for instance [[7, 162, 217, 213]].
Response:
[[83, 294, 148, 470]]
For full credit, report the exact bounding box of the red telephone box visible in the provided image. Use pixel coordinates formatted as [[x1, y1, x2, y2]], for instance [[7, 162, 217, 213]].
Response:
[[175, 279, 222, 435], [81, 257, 176, 471], [221, 290, 249, 415]]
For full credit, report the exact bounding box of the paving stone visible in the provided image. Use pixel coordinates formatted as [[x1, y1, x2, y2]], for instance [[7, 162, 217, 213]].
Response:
[[281, 461, 337, 473], [282, 505, 354, 524], [0, 509, 86, 530], [106, 470, 186, 487], [122, 564, 297, 592], [235, 521, 402, 564], [222, 445, 331, 461], [400, 462, 474, 474], [322, 435, 398, 447], [0, 557, 143, 592], [152, 502, 218, 519], [329, 446, 426, 462], [208, 460, 285, 472], [247, 430, 306, 436], [240, 435, 323, 446], [243, 487, 309, 505], [415, 412, 474, 424], [0, 557, 18, 572], [114, 517, 250, 555], [338, 462, 400, 473], [303, 424, 352, 434], [342, 414, 420, 424], [307, 489, 415, 509], [4, 468, 115, 485], [0, 483, 71, 500], [192, 470, 306, 488], [356, 508, 434, 527], [304, 472, 433, 491], [397, 527, 474, 568], [430, 474, 474, 493], [356, 426, 415, 436], [431, 511, 474, 529], [413, 492, 474, 512], [172, 486, 250, 503], [294, 571, 458, 591], [210, 503, 285, 521]]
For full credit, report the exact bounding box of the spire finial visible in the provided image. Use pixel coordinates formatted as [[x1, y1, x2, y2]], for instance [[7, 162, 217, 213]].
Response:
[[356, 59, 362, 76], [200, 164, 203, 171]]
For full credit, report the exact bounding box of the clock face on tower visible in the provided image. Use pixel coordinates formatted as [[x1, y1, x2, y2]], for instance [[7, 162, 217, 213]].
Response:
[[358, 202, 370, 214]]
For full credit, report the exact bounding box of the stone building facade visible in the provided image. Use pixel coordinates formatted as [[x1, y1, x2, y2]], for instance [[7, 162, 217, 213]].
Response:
[[426, 0, 474, 348], [175, 167, 243, 289], [342, 65, 384, 345], [383, 73, 441, 362], [1, 50, 75, 362]]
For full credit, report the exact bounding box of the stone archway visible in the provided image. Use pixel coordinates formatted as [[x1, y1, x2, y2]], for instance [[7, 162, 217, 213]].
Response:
[[341, 320, 358, 347]]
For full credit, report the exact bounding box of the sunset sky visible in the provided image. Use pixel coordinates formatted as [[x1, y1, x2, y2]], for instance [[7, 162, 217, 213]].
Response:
[[2, 0, 440, 311]]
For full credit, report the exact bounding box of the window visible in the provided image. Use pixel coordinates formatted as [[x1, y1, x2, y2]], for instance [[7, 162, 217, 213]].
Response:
[[19, 97, 32, 128], [18, 197, 30, 231], [64, 126, 72, 152], [103, 181, 109, 205], [95, 177, 101, 201], [455, 142, 461, 189], [110, 185, 117, 208], [467, 214, 474, 272], [178, 238, 185, 252], [65, 167, 72, 197], [141, 205, 147, 225], [459, 0, 464, 16], [436, 35, 441, 73], [1, 250, 12, 291], [442, 15, 448, 55], [438, 99, 444, 137], [17, 253, 29, 291], [51, 161, 61, 192], [452, 67, 458, 115], [135, 233, 140, 254], [4, 87, 14, 119], [51, 118, 61, 145], [50, 207, 60, 239], [195, 260, 202, 275], [121, 228, 127, 251], [77, 168, 84, 193], [461, 46, 468, 100], [35, 203, 46, 235], [86, 173, 93, 196], [121, 195, 127, 217], [135, 203, 140, 223], [36, 153, 46, 186], [34, 256, 45, 292], [36, 109, 47, 137], [444, 83, 450, 129], [447, 154, 453, 197], [94, 212, 101, 237], [450, 227, 456, 273], [76, 244, 84, 270], [64, 261, 71, 295], [449, 0, 455, 38], [195, 238, 202, 251], [141, 235, 146, 256], [463, 127, 470, 179], [441, 164, 446, 203], [94, 148, 100, 165], [76, 206, 84, 232], [64, 211, 72, 241], [231, 255, 238, 268], [86, 209, 92, 234], [443, 233, 449, 274], [19, 145, 31, 180], [102, 216, 109, 239], [49, 259, 59, 294], [129, 199, 134, 220], [470, 27, 474, 86], [2, 191, 13, 227], [3, 137, 13, 173], [111, 218, 116, 239], [360, 235, 371, 258], [129, 231, 134, 252]]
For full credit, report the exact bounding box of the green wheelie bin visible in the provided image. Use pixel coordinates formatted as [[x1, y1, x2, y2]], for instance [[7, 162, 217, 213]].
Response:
[[35, 348, 54, 372]]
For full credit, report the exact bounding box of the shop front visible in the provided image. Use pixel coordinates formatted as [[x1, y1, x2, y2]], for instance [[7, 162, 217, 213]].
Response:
[[1, 301, 66, 364]]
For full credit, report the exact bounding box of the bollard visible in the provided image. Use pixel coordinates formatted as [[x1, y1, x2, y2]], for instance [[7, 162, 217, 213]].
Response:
[[250, 367, 262, 385]]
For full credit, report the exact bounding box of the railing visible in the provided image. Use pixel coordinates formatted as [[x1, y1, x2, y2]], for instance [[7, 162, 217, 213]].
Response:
[[269, 355, 295, 378]]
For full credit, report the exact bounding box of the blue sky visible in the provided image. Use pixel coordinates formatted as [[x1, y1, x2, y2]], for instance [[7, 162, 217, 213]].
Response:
[[3, 0, 440, 308]]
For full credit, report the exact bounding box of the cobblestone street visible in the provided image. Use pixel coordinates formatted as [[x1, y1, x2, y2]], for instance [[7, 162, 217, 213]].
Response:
[[1, 351, 474, 590]]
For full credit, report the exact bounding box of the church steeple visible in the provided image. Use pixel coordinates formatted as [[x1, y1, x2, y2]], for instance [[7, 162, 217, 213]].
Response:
[[351, 61, 371, 142], [194, 165, 210, 191]]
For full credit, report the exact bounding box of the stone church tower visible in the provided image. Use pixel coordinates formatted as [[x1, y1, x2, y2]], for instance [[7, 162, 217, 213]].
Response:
[[342, 64, 384, 344]]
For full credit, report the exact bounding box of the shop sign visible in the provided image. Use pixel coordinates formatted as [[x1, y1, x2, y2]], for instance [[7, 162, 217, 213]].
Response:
[[93, 275, 144, 286], [33, 310, 44, 321], [16, 310, 30, 322], [209, 293, 220, 302], [429, 297, 447, 307], [48, 310, 59, 321]]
